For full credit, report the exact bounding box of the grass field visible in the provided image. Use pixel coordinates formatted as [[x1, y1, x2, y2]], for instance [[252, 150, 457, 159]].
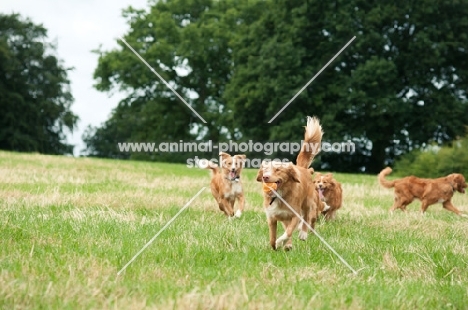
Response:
[[1, 150, 468, 309]]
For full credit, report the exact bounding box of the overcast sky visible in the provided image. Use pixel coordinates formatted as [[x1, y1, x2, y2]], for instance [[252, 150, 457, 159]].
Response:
[[2, 0, 150, 155]]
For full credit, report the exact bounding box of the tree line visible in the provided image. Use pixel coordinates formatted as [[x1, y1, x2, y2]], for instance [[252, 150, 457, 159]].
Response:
[[85, 0, 468, 173], [2, 0, 468, 173]]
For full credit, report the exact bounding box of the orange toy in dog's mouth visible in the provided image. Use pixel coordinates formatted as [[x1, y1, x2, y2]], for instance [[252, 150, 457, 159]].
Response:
[[263, 182, 278, 193]]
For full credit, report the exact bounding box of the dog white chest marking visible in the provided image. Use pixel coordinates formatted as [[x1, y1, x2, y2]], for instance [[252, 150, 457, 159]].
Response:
[[265, 199, 291, 219], [225, 182, 242, 198]]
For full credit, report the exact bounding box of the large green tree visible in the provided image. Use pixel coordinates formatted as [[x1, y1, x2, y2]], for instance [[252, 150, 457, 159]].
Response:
[[0, 13, 78, 154], [87, 0, 468, 173], [224, 0, 468, 172], [86, 0, 250, 159]]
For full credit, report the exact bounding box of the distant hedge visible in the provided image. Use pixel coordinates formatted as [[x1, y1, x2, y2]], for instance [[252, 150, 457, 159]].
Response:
[[393, 137, 468, 178]]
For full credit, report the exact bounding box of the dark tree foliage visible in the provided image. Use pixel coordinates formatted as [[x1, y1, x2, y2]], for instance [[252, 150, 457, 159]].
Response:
[[87, 0, 468, 172], [225, 0, 468, 172], [86, 0, 248, 160], [0, 13, 78, 154]]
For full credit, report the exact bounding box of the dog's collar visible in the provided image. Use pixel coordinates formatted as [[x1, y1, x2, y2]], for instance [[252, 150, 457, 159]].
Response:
[[270, 197, 277, 205]]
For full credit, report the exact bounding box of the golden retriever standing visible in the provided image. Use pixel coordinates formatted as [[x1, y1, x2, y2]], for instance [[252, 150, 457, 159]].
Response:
[[313, 172, 343, 220], [378, 167, 467, 217], [205, 152, 246, 218], [256, 116, 323, 250]]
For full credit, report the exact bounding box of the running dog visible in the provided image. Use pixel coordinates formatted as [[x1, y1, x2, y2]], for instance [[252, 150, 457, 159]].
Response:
[[256, 116, 323, 250], [378, 167, 467, 217], [205, 152, 246, 218], [313, 172, 343, 220]]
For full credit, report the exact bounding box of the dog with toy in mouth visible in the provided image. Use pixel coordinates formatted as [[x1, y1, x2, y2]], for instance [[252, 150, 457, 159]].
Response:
[[256, 116, 323, 250], [205, 152, 246, 218]]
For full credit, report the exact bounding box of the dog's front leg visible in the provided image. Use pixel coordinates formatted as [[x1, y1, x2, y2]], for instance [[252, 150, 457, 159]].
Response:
[[275, 217, 299, 251], [299, 209, 310, 241], [268, 217, 278, 250], [235, 193, 245, 218], [219, 198, 235, 217], [442, 200, 464, 216]]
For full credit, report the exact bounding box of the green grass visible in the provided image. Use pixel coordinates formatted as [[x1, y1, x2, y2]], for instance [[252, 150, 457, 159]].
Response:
[[1, 150, 468, 309]]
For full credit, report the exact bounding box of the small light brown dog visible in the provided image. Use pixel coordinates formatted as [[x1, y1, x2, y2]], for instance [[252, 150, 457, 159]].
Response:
[[378, 167, 467, 217], [313, 172, 343, 220], [256, 116, 323, 250], [205, 152, 246, 218]]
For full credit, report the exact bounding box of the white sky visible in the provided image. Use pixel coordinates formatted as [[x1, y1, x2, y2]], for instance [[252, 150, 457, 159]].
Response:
[[2, 0, 151, 155]]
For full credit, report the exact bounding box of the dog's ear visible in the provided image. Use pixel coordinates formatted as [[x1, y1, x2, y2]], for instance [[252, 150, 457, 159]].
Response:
[[456, 174, 466, 184], [219, 152, 230, 159], [256, 168, 263, 182], [445, 174, 465, 192], [287, 166, 300, 183], [218, 152, 231, 168], [454, 174, 467, 189], [326, 173, 333, 178], [308, 168, 315, 175], [234, 154, 247, 166]]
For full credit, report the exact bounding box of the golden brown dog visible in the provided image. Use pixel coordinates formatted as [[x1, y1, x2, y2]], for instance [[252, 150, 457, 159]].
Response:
[[256, 116, 323, 250], [205, 152, 246, 218], [378, 167, 467, 217], [313, 172, 343, 220]]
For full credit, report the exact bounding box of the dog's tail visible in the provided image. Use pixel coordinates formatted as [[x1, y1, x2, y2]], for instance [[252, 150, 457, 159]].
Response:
[[201, 160, 219, 175], [378, 167, 395, 188], [296, 116, 323, 168]]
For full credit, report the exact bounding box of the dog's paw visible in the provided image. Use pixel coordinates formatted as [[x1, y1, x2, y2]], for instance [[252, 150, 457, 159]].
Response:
[[460, 213, 468, 218], [275, 239, 285, 249], [298, 230, 308, 241], [323, 202, 331, 212], [284, 244, 293, 251], [275, 233, 288, 249], [234, 210, 242, 218]]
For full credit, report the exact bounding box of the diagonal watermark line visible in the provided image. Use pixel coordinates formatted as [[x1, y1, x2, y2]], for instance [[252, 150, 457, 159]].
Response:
[[118, 37, 207, 123], [267, 185, 358, 274], [117, 186, 207, 276], [268, 36, 356, 123]]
